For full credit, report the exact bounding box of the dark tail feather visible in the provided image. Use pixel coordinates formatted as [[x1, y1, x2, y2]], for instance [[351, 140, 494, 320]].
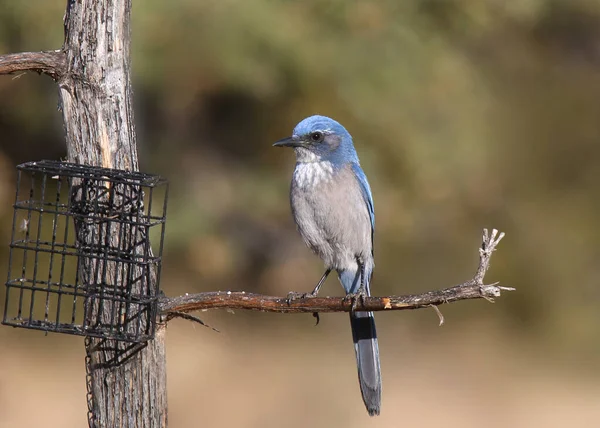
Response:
[[350, 311, 381, 416]]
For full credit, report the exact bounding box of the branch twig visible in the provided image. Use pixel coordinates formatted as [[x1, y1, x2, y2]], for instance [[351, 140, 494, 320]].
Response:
[[160, 229, 513, 317], [0, 50, 67, 80], [165, 311, 220, 332]]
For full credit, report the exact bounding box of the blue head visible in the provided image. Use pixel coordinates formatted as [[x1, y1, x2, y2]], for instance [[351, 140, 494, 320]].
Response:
[[273, 115, 359, 166]]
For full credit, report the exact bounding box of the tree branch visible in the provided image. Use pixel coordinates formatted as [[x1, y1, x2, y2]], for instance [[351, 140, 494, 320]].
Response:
[[160, 229, 513, 316], [0, 50, 67, 80]]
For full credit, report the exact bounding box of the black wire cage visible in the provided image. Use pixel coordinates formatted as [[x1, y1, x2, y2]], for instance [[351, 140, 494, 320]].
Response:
[[3, 160, 168, 343]]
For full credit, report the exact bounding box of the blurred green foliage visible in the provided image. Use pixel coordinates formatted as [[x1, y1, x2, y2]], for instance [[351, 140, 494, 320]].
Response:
[[1, 0, 600, 359]]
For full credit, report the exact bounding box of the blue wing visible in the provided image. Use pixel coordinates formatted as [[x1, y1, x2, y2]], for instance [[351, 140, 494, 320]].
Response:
[[351, 163, 375, 252]]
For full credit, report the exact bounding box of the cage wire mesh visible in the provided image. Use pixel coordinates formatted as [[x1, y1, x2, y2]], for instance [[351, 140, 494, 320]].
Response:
[[3, 160, 168, 343]]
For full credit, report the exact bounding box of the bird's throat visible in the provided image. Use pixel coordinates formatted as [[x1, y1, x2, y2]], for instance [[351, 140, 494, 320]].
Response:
[[293, 160, 335, 189]]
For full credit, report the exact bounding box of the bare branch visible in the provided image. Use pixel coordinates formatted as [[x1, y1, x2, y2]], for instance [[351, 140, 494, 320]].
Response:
[[0, 50, 67, 80], [160, 229, 514, 317]]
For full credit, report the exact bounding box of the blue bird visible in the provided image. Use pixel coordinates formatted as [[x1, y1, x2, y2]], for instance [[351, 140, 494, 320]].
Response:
[[274, 115, 381, 416]]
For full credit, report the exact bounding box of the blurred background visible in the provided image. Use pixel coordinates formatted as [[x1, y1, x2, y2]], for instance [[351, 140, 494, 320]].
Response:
[[1, 0, 600, 426]]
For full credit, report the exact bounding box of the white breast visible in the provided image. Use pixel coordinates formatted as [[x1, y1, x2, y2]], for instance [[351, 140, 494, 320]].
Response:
[[293, 161, 334, 189]]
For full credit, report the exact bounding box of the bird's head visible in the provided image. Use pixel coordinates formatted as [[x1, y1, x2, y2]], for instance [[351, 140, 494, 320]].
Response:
[[273, 115, 358, 164]]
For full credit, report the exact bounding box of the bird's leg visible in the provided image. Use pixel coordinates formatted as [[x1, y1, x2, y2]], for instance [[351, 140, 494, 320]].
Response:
[[286, 268, 332, 304], [344, 258, 368, 312], [310, 268, 331, 296]]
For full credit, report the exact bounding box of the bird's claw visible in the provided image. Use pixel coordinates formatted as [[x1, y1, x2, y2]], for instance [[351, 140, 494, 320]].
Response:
[[344, 288, 368, 312]]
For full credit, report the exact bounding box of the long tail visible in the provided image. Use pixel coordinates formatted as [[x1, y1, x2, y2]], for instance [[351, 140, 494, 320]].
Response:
[[339, 269, 382, 416]]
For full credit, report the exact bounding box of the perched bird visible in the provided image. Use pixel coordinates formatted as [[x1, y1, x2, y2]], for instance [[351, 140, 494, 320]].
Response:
[[274, 115, 381, 416]]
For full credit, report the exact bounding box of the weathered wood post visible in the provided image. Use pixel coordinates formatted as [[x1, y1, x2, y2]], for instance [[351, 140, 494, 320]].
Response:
[[58, 1, 167, 427]]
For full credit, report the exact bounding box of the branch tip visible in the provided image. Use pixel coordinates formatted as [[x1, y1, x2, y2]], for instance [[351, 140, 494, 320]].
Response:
[[165, 310, 220, 332]]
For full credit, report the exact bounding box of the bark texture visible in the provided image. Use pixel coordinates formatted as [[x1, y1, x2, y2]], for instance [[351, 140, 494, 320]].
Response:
[[58, 1, 167, 427]]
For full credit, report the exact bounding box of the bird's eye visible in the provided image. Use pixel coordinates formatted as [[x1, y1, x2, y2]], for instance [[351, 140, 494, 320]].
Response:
[[309, 132, 323, 142]]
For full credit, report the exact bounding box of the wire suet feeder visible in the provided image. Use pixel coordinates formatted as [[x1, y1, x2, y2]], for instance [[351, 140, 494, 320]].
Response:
[[3, 160, 168, 343]]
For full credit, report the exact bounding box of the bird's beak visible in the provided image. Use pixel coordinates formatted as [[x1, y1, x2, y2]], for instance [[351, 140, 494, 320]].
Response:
[[273, 136, 302, 148]]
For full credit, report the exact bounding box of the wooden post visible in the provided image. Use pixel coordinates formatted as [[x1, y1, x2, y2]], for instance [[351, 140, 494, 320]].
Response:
[[57, 1, 167, 427]]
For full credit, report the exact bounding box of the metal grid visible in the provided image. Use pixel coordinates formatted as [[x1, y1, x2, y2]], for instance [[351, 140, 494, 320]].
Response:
[[3, 160, 168, 343]]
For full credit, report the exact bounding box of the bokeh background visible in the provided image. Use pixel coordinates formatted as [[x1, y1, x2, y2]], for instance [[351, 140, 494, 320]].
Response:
[[1, 0, 600, 426]]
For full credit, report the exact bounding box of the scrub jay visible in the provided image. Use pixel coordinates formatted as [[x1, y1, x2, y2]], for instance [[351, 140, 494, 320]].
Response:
[[274, 115, 381, 416]]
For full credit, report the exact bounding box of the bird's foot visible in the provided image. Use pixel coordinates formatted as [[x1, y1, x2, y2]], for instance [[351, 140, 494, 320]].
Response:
[[344, 287, 368, 312], [286, 291, 317, 305]]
